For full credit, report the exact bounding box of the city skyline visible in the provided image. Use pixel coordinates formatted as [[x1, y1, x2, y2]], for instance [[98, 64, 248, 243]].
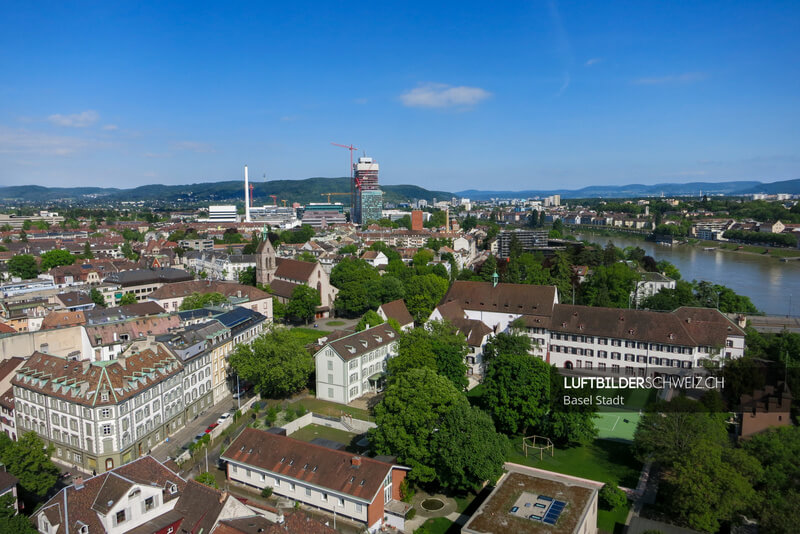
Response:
[[1, 1, 799, 190]]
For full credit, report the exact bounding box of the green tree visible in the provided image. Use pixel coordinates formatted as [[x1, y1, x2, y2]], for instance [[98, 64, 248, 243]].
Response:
[[599, 483, 628, 510], [296, 251, 317, 263], [389, 320, 469, 390], [195, 471, 219, 489], [483, 352, 552, 435], [581, 263, 639, 308], [0, 432, 59, 499], [666, 441, 759, 532], [405, 274, 449, 324], [287, 285, 321, 324], [229, 327, 314, 398], [7, 254, 38, 279], [356, 310, 384, 331], [633, 396, 728, 467], [179, 292, 228, 311], [431, 405, 506, 492], [119, 293, 137, 305], [483, 332, 531, 362], [82, 241, 93, 259], [120, 241, 139, 260], [90, 288, 106, 308], [369, 368, 468, 484], [0, 493, 36, 534], [238, 266, 257, 286]]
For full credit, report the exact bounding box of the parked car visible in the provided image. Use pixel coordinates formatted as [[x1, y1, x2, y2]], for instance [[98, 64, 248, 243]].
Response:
[[205, 423, 219, 434], [216, 412, 231, 425], [192, 433, 205, 444]]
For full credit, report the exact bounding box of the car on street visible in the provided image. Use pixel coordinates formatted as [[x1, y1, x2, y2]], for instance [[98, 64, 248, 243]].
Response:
[[205, 423, 219, 433], [216, 412, 231, 425]]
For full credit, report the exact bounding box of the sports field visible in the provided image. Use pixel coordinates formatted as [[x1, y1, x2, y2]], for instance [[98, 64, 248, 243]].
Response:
[[594, 387, 656, 441]]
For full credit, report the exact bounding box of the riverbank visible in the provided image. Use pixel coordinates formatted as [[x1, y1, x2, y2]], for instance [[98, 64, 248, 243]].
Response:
[[683, 239, 800, 260], [574, 233, 800, 316], [570, 227, 800, 260]]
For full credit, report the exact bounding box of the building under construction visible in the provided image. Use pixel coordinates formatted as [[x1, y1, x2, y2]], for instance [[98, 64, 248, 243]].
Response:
[[351, 156, 383, 224]]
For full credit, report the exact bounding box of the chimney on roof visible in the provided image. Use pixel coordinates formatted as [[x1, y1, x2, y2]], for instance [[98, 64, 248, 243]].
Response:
[[74, 476, 84, 490], [219, 490, 227, 504], [351, 456, 361, 467]]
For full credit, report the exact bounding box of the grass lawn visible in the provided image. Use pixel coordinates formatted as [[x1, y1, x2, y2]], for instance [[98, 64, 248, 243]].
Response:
[[414, 517, 458, 534], [287, 327, 331, 346], [594, 387, 656, 441], [286, 398, 372, 421], [506, 438, 642, 488], [598, 503, 630, 534], [289, 423, 360, 446]]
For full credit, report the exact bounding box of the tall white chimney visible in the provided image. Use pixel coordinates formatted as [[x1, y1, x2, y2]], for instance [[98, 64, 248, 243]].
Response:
[[244, 165, 251, 223]]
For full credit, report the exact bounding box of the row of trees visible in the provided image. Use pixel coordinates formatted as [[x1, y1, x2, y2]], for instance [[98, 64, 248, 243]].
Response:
[[723, 229, 798, 247]]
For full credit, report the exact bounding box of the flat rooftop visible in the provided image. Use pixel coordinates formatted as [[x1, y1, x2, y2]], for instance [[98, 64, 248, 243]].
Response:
[[462, 465, 600, 534]]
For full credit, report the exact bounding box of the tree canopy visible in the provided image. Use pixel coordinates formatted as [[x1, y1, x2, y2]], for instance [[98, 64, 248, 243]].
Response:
[[229, 327, 314, 398], [369, 368, 504, 490], [287, 285, 321, 324], [0, 432, 59, 500], [7, 254, 38, 279], [388, 320, 469, 390]]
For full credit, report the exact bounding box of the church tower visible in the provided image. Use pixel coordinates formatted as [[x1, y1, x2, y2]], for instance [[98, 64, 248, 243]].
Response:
[[255, 226, 277, 285]]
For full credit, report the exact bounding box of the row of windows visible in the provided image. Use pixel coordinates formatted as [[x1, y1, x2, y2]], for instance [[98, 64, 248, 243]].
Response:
[[232, 465, 365, 513], [550, 333, 695, 354]]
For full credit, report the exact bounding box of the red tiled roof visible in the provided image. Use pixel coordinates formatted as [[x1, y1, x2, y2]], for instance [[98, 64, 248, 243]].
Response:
[[222, 428, 405, 503], [36, 456, 186, 534], [148, 280, 270, 301], [274, 258, 317, 283], [13, 348, 182, 407], [441, 281, 558, 316], [378, 299, 414, 327]]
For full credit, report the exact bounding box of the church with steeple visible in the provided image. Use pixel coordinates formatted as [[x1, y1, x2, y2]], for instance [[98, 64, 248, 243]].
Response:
[[256, 230, 338, 317]]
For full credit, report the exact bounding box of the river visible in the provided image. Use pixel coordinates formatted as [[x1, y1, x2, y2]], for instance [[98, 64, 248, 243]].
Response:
[[574, 233, 800, 316]]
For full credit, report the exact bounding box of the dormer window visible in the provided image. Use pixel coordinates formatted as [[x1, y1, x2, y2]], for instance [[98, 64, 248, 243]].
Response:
[[169, 484, 178, 494]]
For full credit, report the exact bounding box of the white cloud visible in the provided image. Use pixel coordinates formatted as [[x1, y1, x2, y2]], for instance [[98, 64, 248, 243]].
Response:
[[400, 83, 491, 109], [634, 72, 708, 85], [102, 124, 119, 131], [0, 127, 92, 156], [170, 140, 215, 153], [584, 58, 603, 66], [47, 110, 99, 128]]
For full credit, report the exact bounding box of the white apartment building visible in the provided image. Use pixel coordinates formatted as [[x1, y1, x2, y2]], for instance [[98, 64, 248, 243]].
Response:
[[632, 272, 676, 307], [184, 250, 257, 281], [11, 339, 214, 473], [313, 324, 398, 405]]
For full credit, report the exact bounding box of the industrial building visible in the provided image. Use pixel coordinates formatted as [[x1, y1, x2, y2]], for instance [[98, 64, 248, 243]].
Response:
[[206, 205, 239, 223], [300, 203, 347, 228]]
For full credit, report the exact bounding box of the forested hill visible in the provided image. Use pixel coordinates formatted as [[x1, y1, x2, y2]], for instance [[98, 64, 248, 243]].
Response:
[[0, 179, 453, 205]]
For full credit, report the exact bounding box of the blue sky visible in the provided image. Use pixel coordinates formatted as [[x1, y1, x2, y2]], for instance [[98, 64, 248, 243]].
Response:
[[1, 1, 798, 192]]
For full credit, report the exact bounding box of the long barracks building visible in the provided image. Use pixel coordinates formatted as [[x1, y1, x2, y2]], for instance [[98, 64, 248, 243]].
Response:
[[434, 281, 746, 377]]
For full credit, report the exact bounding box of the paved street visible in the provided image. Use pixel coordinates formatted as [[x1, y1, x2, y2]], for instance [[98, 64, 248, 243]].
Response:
[[150, 393, 253, 463]]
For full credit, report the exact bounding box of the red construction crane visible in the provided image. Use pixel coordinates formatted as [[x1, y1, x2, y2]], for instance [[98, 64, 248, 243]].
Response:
[[331, 142, 358, 181], [269, 194, 277, 206]]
